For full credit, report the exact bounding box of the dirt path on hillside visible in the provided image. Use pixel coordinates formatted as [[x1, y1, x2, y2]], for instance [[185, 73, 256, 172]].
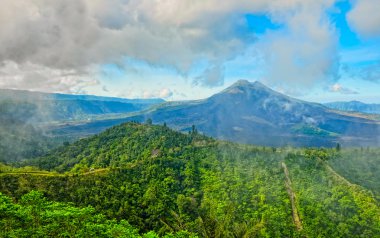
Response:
[[282, 162, 303, 231], [0, 168, 109, 177]]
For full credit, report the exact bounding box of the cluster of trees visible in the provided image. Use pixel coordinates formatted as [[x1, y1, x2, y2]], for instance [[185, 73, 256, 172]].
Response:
[[328, 148, 380, 201], [1, 122, 379, 237], [0, 191, 196, 237], [30, 122, 210, 173], [285, 152, 380, 236]]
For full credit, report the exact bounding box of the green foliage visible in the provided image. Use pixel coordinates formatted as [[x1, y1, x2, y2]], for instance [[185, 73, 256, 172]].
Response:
[[1, 123, 379, 237], [0, 191, 197, 238], [146, 118, 153, 125], [328, 148, 380, 201], [292, 124, 338, 137], [285, 153, 380, 237], [304, 148, 331, 161], [33, 122, 211, 173]]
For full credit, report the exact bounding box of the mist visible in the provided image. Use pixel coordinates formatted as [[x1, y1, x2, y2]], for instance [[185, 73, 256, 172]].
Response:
[[0, 90, 56, 162]]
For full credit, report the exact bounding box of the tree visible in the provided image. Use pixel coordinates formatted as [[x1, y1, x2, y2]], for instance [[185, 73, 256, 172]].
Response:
[[146, 118, 153, 125], [191, 125, 198, 135], [336, 143, 341, 151]]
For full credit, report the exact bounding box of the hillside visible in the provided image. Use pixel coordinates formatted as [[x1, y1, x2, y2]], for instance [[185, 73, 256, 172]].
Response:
[[32, 122, 212, 172], [0, 190, 195, 238], [140, 80, 379, 147], [53, 80, 380, 147], [2, 123, 379, 237], [0, 89, 164, 122]]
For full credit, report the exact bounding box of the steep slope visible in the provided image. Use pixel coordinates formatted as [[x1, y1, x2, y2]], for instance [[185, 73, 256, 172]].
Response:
[[142, 80, 379, 146], [2, 123, 380, 237], [325, 101, 380, 114]]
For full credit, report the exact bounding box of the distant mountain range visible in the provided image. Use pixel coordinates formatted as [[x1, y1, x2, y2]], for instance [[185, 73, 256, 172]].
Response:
[[324, 101, 380, 115], [0, 89, 164, 162], [0, 89, 164, 122], [52, 80, 380, 147], [0, 88, 164, 104]]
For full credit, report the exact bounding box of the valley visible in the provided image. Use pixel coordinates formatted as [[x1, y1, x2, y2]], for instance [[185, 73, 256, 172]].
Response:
[[1, 83, 379, 238]]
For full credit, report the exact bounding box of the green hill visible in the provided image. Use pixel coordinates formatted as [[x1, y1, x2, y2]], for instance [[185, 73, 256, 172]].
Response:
[[1, 123, 379, 237]]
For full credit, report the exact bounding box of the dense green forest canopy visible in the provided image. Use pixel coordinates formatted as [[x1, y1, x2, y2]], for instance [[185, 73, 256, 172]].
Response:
[[1, 122, 380, 237], [0, 190, 196, 238]]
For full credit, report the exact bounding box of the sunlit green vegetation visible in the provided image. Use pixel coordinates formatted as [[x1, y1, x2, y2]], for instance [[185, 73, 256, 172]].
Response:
[[328, 148, 380, 201], [0, 191, 196, 238], [1, 122, 379, 237]]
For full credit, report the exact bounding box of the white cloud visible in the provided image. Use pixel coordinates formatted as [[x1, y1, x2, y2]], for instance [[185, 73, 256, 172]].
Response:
[[0, 0, 340, 93], [259, 0, 339, 91], [329, 83, 358, 94], [347, 0, 380, 37], [194, 64, 225, 87], [159, 88, 174, 98], [143, 88, 173, 99], [0, 61, 99, 94]]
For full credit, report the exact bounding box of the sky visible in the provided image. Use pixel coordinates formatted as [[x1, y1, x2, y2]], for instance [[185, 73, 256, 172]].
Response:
[[0, 0, 379, 103]]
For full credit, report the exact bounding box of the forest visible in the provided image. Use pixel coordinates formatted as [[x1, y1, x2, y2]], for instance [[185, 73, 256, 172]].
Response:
[[1, 122, 379, 237]]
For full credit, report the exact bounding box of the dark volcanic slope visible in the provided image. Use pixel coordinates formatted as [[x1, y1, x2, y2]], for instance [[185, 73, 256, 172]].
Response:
[[141, 80, 379, 146], [53, 80, 380, 147]]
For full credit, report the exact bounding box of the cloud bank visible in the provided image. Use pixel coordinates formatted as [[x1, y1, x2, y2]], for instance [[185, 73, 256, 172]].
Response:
[[0, 0, 376, 94], [347, 0, 380, 37]]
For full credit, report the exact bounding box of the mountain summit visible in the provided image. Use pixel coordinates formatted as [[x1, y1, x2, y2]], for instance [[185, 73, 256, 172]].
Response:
[[220, 80, 273, 94], [141, 80, 379, 146], [55, 80, 380, 147]]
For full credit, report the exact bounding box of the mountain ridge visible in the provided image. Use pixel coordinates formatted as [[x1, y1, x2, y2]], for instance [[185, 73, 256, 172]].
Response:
[[324, 100, 380, 115], [0, 88, 165, 104], [52, 80, 380, 147]]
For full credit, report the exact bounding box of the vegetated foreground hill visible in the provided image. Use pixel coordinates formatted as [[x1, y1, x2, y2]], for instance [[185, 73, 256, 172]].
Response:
[[1, 123, 379, 237], [0, 191, 195, 238], [325, 101, 380, 115], [53, 80, 380, 147]]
